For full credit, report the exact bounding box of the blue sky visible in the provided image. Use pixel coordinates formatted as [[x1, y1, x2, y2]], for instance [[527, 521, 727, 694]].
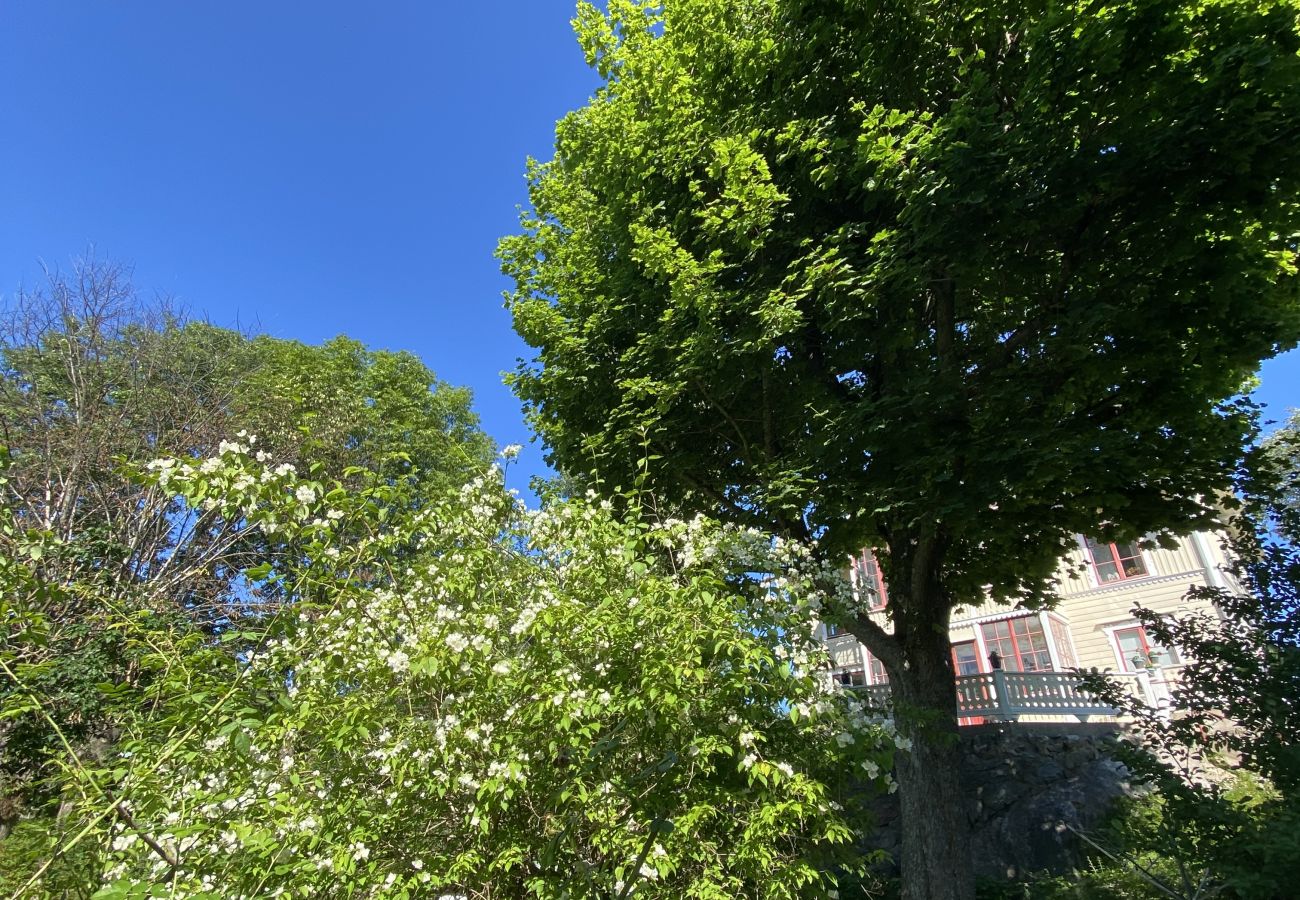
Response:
[[1, 2, 1296, 495]]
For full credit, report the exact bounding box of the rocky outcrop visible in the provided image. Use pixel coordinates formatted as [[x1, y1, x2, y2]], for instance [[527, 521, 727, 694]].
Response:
[[866, 723, 1133, 880]]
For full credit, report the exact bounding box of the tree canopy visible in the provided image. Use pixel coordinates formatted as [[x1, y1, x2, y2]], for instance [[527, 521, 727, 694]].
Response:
[[501, 2, 1300, 897], [0, 260, 495, 825], [502, 0, 1300, 599]]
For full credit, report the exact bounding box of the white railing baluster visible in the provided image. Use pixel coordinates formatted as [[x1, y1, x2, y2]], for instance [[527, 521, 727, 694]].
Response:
[[847, 670, 1144, 721]]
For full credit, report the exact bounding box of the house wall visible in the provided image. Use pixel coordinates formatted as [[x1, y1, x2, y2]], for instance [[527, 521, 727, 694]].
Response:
[[824, 532, 1231, 680]]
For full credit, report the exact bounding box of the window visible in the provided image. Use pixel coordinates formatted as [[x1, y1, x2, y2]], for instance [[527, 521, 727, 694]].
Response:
[[867, 652, 889, 685], [834, 668, 866, 687], [1084, 536, 1148, 583], [824, 622, 844, 639], [1048, 617, 1079, 669], [850, 549, 889, 610], [980, 616, 1054, 672], [1112, 625, 1180, 672], [951, 641, 981, 676]]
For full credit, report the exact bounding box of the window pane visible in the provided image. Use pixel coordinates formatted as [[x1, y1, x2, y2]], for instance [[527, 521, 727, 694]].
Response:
[[852, 550, 887, 608], [836, 669, 866, 687], [980, 620, 1019, 671], [1011, 617, 1053, 671], [1085, 536, 1122, 582], [1115, 627, 1147, 671], [868, 654, 889, 685], [1114, 541, 1147, 578], [1049, 618, 1078, 669], [952, 642, 980, 676]]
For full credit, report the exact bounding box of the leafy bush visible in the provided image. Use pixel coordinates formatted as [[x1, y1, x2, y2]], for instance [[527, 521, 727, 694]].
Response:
[[20, 442, 893, 899]]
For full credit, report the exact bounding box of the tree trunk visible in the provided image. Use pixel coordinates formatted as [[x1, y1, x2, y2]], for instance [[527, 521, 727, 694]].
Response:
[[890, 625, 974, 900]]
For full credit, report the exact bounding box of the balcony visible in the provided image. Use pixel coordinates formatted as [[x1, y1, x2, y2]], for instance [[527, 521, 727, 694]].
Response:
[[852, 669, 1169, 723]]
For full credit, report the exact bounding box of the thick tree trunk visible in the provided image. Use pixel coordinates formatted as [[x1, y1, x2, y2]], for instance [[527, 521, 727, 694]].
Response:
[[842, 532, 974, 900], [891, 646, 974, 900]]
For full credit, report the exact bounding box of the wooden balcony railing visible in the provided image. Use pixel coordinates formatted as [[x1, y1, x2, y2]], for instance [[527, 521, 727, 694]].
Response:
[[851, 669, 1168, 722]]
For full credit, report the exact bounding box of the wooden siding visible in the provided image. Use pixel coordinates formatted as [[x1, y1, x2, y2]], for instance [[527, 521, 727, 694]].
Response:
[[832, 532, 1226, 677]]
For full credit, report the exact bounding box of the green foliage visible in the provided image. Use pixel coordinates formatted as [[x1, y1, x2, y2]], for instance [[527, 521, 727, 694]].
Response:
[[1260, 408, 1300, 537], [24, 443, 894, 899], [501, 7, 1300, 893], [0, 816, 98, 900], [501, 0, 1300, 598], [1079, 460, 1300, 898], [0, 260, 494, 846]]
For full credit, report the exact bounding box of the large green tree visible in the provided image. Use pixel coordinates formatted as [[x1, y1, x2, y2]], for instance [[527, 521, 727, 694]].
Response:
[[0, 259, 494, 825], [500, 2, 1300, 897]]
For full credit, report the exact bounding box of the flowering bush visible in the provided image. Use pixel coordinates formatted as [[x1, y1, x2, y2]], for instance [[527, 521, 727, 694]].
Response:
[[63, 443, 894, 899]]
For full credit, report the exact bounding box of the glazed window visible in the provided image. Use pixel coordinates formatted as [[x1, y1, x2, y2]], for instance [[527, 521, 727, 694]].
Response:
[[1084, 537, 1148, 583], [835, 668, 866, 687], [1048, 617, 1079, 669], [951, 641, 981, 676], [867, 652, 889, 685], [849, 549, 889, 610], [980, 616, 1053, 672], [1113, 625, 1180, 672]]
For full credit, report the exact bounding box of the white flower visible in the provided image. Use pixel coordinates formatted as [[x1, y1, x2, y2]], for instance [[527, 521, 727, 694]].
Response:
[[500, 443, 523, 460], [386, 650, 410, 673], [411, 858, 424, 870], [351, 842, 370, 862], [295, 484, 316, 504], [492, 660, 511, 676], [834, 731, 855, 747], [445, 633, 469, 653]]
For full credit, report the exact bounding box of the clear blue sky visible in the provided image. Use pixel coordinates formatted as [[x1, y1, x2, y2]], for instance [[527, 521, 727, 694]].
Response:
[[1, 2, 1297, 495]]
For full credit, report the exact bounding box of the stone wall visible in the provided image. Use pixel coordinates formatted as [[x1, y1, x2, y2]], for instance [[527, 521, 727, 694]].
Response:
[[867, 723, 1133, 880]]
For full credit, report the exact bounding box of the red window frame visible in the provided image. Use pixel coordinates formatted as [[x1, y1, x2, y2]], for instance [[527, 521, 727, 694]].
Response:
[[866, 652, 888, 685], [1083, 537, 1148, 584], [951, 641, 982, 676], [849, 549, 889, 610], [1112, 625, 1180, 672], [1048, 616, 1079, 669], [980, 616, 1054, 672]]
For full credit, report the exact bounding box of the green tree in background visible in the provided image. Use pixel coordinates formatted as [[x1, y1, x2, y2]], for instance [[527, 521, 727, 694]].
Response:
[[0, 258, 493, 831], [1077, 451, 1300, 900], [500, 2, 1300, 897], [1261, 408, 1300, 528]]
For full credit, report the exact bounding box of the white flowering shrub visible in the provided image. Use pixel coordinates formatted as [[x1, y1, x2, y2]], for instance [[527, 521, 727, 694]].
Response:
[[70, 443, 893, 899]]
